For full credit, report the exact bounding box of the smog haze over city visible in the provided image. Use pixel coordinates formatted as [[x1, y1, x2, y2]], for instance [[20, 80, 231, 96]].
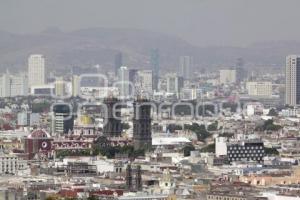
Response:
[[0, 1, 300, 200]]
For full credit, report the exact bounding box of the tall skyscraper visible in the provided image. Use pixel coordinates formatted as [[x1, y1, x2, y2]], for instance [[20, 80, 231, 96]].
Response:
[[235, 57, 247, 83], [114, 52, 123, 76], [166, 73, 184, 97], [180, 56, 193, 80], [72, 75, 80, 97], [103, 97, 122, 137], [28, 54, 46, 88], [285, 55, 300, 106], [118, 66, 130, 98], [133, 99, 152, 151], [118, 66, 137, 99], [150, 49, 160, 90]]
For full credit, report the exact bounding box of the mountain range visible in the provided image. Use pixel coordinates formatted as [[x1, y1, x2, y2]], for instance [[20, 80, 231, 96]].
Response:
[[0, 27, 299, 74]]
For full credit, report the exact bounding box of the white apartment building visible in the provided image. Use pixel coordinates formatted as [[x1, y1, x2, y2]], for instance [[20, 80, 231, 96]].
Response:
[[0, 73, 10, 97], [118, 66, 130, 98], [28, 54, 45, 88], [54, 77, 66, 97], [215, 137, 228, 157], [136, 70, 153, 95], [285, 55, 300, 106], [17, 112, 40, 126], [0, 150, 23, 175], [0, 73, 28, 97], [246, 81, 272, 96], [72, 75, 80, 97], [180, 88, 202, 100], [10, 74, 28, 96], [166, 73, 184, 96], [219, 69, 236, 84]]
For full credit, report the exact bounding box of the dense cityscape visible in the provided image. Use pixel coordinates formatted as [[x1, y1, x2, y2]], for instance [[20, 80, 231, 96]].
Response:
[[0, 51, 297, 200], [2, 0, 300, 200]]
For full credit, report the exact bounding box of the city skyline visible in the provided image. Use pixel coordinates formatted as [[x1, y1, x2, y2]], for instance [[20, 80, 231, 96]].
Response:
[[0, 1, 299, 200], [0, 0, 300, 47]]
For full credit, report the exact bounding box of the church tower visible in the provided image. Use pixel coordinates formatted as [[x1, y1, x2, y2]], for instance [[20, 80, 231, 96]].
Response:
[[103, 97, 122, 137], [133, 99, 152, 151]]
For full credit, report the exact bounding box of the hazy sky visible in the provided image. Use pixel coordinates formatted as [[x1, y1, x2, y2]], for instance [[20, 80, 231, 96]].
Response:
[[1, 0, 300, 47]]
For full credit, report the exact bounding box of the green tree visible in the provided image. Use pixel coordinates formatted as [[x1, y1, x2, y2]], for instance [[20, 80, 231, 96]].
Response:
[[268, 108, 278, 116], [207, 121, 218, 131], [255, 119, 282, 131], [200, 143, 215, 153], [182, 145, 195, 157], [184, 123, 211, 141], [32, 101, 51, 113], [264, 147, 279, 155], [92, 144, 144, 159], [121, 123, 130, 130], [87, 196, 98, 200]]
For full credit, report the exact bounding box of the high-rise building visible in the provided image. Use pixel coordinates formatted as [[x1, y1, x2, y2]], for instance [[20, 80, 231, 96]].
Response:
[[51, 104, 74, 135], [54, 77, 66, 97], [136, 70, 153, 96], [72, 75, 80, 97], [166, 73, 184, 97], [0, 72, 28, 97], [133, 99, 152, 151], [180, 56, 193, 80], [114, 52, 123, 76], [219, 69, 236, 84], [235, 57, 247, 83], [0, 73, 11, 97], [118, 66, 130, 98], [103, 97, 122, 137], [150, 49, 160, 90], [118, 66, 137, 99], [10, 74, 28, 97], [246, 82, 272, 97], [28, 54, 45, 88], [285, 55, 300, 106]]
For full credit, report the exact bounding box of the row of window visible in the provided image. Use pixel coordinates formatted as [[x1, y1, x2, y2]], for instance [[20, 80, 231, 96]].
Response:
[[207, 195, 246, 200], [228, 146, 263, 150], [229, 157, 262, 161], [228, 150, 264, 154], [229, 154, 263, 157]]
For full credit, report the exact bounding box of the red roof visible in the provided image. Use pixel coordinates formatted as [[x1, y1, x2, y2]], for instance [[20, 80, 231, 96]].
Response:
[[90, 189, 123, 197], [58, 189, 77, 198]]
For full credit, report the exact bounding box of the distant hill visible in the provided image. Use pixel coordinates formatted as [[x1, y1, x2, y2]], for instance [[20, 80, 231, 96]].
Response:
[[0, 27, 298, 74]]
